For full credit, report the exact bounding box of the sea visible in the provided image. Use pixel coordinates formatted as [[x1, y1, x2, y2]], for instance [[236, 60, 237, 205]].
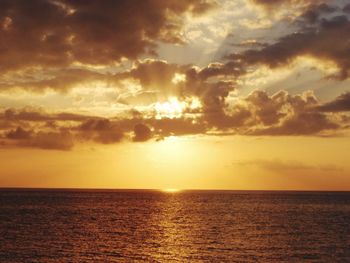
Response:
[[0, 190, 349, 262]]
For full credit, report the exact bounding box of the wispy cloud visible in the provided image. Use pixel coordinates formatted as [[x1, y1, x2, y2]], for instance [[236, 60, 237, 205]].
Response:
[[233, 159, 343, 172]]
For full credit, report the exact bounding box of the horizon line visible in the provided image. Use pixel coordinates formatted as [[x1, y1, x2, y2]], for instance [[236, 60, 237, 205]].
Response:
[[0, 187, 349, 193]]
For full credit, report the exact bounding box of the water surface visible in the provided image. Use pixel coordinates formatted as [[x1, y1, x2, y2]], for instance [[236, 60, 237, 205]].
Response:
[[1, 190, 350, 262]]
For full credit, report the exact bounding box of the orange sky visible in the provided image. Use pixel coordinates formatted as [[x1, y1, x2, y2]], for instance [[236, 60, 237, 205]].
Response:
[[0, 0, 349, 190]]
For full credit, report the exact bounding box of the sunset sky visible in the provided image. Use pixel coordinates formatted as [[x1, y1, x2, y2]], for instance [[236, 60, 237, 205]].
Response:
[[0, 0, 350, 190]]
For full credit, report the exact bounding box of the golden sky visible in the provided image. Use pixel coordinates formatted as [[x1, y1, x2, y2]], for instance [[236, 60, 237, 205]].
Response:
[[0, 0, 350, 190]]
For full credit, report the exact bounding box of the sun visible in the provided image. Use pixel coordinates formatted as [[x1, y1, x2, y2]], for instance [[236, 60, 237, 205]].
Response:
[[155, 97, 185, 119], [154, 96, 202, 119]]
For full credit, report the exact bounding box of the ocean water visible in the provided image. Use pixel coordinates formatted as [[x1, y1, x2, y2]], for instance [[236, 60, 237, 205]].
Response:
[[0, 190, 349, 262]]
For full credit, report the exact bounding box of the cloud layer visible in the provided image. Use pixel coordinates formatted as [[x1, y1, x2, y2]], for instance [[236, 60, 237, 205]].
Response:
[[0, 90, 349, 150], [0, 0, 349, 150]]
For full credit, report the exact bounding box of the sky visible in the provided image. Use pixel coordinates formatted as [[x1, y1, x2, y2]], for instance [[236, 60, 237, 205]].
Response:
[[0, 0, 350, 190]]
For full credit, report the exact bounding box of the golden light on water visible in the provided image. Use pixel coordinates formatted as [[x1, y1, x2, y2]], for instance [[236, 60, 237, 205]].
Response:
[[162, 188, 181, 193]]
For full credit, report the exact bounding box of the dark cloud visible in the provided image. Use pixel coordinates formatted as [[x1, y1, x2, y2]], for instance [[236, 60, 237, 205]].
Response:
[[119, 60, 179, 89], [251, 111, 339, 136], [28, 131, 74, 150], [133, 123, 152, 142], [78, 119, 124, 144], [231, 40, 268, 49], [0, 0, 215, 73], [317, 92, 350, 112], [2, 108, 97, 122], [5, 126, 73, 150], [245, 90, 288, 126], [6, 127, 32, 140], [252, 0, 296, 6], [1, 112, 125, 149], [0, 0, 215, 92], [223, 90, 342, 136], [251, 0, 324, 9], [2, 118, 123, 149], [301, 3, 338, 24], [344, 4, 350, 13], [226, 7, 350, 79]]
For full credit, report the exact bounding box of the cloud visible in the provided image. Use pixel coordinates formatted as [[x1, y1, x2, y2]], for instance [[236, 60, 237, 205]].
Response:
[[114, 59, 241, 116], [241, 90, 341, 136], [317, 92, 350, 112], [344, 4, 350, 13], [2, 107, 97, 122], [0, 68, 110, 92], [251, 0, 325, 10], [27, 131, 74, 150], [1, 87, 349, 151], [78, 119, 124, 144], [115, 59, 182, 100], [6, 127, 32, 140], [151, 118, 206, 137], [0, 0, 216, 93], [234, 159, 343, 172], [0, 0, 349, 152], [226, 6, 350, 79], [0, 0, 215, 73], [133, 123, 152, 142], [300, 3, 338, 24], [2, 119, 124, 150], [5, 126, 73, 150], [114, 59, 245, 132], [250, 111, 339, 136]]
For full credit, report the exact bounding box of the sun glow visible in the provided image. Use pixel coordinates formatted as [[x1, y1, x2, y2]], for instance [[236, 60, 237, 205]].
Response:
[[155, 97, 185, 119], [162, 188, 181, 193], [171, 73, 186, 84], [154, 97, 202, 119]]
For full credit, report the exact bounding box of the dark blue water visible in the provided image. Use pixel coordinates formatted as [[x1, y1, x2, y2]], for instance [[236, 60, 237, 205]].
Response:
[[0, 190, 350, 262]]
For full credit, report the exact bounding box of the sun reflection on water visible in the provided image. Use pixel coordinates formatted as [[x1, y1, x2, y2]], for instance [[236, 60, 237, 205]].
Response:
[[162, 188, 181, 193]]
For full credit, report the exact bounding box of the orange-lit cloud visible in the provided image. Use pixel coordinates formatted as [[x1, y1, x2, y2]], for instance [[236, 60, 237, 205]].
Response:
[[1, 88, 349, 150], [234, 159, 343, 172]]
